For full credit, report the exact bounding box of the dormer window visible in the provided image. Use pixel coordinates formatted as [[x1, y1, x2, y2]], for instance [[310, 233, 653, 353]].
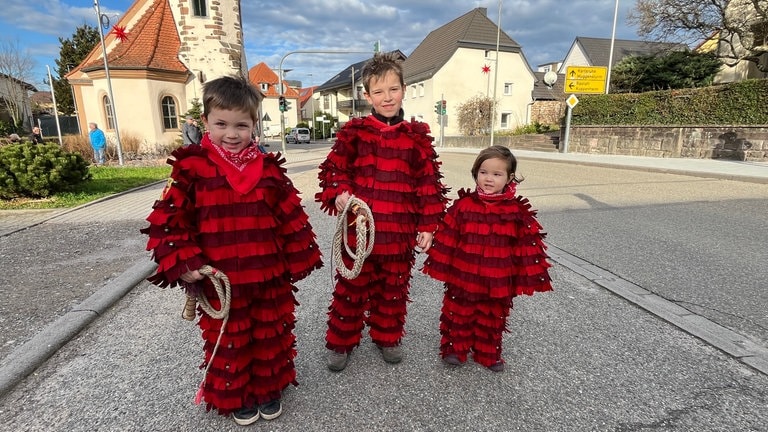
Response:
[[260, 83, 268, 92]]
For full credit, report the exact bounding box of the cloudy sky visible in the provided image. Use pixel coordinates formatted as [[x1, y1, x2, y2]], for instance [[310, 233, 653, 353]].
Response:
[[0, 0, 645, 89]]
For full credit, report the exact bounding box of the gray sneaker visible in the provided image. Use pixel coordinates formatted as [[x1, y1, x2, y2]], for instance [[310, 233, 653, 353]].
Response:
[[378, 345, 402, 364], [327, 349, 349, 371]]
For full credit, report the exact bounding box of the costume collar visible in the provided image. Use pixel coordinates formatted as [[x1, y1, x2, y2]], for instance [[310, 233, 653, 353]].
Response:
[[371, 108, 404, 126], [201, 133, 264, 195]]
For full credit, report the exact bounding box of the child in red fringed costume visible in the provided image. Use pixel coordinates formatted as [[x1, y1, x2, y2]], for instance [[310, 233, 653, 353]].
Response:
[[423, 146, 552, 372], [142, 75, 322, 425], [316, 52, 447, 371]]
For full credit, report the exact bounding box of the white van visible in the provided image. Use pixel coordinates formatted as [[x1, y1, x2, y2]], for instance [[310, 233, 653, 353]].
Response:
[[288, 127, 311, 144]]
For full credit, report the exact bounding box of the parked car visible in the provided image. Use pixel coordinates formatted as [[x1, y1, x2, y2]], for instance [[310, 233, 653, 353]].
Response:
[[291, 128, 310, 144]]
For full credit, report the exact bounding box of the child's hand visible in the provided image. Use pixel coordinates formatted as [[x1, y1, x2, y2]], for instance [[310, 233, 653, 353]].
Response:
[[180, 269, 204, 283], [335, 191, 351, 212], [416, 231, 433, 252]]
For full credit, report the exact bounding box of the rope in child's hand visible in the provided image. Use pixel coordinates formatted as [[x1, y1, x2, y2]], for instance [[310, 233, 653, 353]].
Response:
[[332, 196, 375, 280], [180, 265, 231, 405]]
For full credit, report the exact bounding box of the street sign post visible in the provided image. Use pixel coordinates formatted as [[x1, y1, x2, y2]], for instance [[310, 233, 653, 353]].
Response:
[[564, 66, 607, 94]]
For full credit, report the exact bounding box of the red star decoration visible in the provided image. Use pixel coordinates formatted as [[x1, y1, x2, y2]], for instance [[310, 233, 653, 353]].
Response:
[[482, 64, 491, 74], [111, 25, 129, 42]]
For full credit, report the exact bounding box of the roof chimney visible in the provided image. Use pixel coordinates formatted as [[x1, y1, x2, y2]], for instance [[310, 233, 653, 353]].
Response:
[[479, 7, 487, 16]]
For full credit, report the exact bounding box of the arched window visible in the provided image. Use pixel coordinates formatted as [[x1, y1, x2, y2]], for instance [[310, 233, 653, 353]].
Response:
[[192, 0, 207, 17], [161, 96, 178, 130], [103, 95, 115, 130]]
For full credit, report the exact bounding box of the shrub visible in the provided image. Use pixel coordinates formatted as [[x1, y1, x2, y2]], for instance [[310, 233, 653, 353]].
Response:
[[0, 143, 91, 199]]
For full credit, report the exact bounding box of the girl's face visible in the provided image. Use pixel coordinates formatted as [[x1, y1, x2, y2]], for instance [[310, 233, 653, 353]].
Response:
[[202, 108, 254, 154], [476, 157, 512, 194], [364, 70, 404, 118]]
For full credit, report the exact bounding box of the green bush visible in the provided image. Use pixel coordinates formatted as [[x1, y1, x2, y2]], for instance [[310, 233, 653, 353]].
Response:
[[572, 78, 768, 125], [0, 143, 91, 199]]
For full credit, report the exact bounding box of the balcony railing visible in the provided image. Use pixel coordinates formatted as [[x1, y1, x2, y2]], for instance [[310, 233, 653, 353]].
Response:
[[337, 99, 370, 110]]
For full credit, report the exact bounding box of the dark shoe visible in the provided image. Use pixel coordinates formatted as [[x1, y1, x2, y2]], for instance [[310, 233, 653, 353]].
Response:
[[488, 361, 505, 372], [443, 354, 463, 366], [232, 406, 259, 426], [377, 345, 402, 364], [327, 349, 349, 371], [259, 399, 282, 421]]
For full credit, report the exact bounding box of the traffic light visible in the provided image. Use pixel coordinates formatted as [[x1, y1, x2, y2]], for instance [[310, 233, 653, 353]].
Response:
[[441, 100, 446, 115], [434, 101, 441, 115], [278, 96, 286, 112], [284, 100, 292, 111]]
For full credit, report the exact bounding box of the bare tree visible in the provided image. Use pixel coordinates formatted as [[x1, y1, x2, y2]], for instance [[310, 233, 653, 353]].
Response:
[[629, 0, 768, 71], [457, 95, 495, 136], [0, 39, 36, 132]]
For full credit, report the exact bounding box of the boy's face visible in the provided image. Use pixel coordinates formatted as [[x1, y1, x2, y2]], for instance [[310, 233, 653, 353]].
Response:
[[364, 70, 404, 118], [202, 108, 254, 154], [476, 157, 512, 195]]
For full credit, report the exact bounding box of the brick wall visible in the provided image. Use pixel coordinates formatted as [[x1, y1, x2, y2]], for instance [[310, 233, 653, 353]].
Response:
[[564, 126, 768, 162]]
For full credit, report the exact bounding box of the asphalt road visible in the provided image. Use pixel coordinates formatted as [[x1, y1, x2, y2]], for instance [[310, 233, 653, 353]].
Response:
[[0, 146, 766, 431]]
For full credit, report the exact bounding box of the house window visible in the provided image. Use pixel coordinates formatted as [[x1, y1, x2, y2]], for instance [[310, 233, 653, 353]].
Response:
[[103, 95, 115, 130], [500, 113, 510, 129], [323, 94, 330, 110], [504, 82, 513, 95], [418, 83, 424, 97], [192, 0, 207, 17], [411, 85, 417, 98], [260, 83, 268, 92], [161, 96, 178, 130]]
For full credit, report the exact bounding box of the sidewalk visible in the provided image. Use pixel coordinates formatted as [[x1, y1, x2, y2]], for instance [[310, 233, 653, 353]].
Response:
[[1, 148, 766, 431]]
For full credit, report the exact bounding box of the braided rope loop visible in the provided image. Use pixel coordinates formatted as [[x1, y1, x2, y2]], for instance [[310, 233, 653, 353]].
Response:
[[332, 196, 375, 280], [180, 265, 232, 405]]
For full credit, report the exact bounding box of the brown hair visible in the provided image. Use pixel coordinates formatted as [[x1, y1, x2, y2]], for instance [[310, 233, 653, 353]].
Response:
[[361, 52, 404, 92], [202, 75, 262, 123], [470, 145, 524, 183]]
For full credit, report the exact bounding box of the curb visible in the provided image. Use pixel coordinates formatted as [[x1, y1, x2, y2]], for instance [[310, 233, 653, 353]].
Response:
[[0, 260, 158, 398]]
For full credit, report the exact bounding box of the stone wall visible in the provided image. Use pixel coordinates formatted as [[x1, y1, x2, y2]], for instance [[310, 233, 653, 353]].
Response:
[[531, 100, 565, 125], [564, 126, 768, 162]]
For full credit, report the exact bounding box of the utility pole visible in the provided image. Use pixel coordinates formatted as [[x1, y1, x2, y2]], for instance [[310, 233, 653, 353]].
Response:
[[94, 0, 124, 165], [489, 0, 502, 146], [606, 0, 620, 94]]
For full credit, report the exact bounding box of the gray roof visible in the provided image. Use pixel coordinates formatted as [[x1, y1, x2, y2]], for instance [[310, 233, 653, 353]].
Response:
[[316, 50, 407, 93], [403, 7, 522, 83], [532, 72, 565, 100], [572, 37, 688, 68]]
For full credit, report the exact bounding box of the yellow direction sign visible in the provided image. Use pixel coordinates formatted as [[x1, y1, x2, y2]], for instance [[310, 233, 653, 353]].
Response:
[[565, 66, 607, 94]]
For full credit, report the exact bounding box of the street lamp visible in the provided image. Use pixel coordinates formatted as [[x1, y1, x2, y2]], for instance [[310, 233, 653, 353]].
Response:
[[606, 0, 619, 94], [489, 0, 501, 146], [94, 0, 124, 165]]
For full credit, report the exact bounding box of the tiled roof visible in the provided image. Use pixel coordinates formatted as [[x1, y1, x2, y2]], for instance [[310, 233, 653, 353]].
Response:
[[531, 72, 565, 100], [78, 0, 187, 73], [299, 86, 317, 107], [403, 7, 521, 83], [573, 37, 688, 68], [247, 62, 299, 98]]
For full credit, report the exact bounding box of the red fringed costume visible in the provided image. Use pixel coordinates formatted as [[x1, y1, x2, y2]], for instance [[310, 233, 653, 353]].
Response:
[[316, 114, 447, 352], [422, 186, 552, 368], [142, 135, 322, 415]]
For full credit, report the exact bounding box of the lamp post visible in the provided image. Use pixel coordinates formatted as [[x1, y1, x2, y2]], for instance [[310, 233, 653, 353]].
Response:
[[606, 0, 619, 94], [489, 0, 501, 146], [94, 0, 124, 165], [45, 65, 63, 146]]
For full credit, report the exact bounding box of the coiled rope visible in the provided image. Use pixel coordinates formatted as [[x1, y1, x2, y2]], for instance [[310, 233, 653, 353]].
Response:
[[332, 196, 375, 280], [180, 265, 231, 405]]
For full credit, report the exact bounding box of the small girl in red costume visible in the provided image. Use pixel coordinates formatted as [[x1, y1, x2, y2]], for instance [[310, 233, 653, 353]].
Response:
[[316, 52, 447, 371], [142, 75, 322, 425], [423, 146, 552, 372]]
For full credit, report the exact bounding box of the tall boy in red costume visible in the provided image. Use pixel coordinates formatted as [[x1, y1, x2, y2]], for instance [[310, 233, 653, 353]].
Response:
[[143, 75, 322, 425], [316, 52, 448, 371]]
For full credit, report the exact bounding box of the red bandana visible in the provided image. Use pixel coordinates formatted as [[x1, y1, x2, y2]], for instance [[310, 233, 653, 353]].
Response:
[[201, 134, 264, 195]]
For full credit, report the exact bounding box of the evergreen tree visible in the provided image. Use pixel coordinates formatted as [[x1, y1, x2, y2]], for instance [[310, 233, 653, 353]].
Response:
[[611, 51, 722, 93], [54, 25, 100, 116]]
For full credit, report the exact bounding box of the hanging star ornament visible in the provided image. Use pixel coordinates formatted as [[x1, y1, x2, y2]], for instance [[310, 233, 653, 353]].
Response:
[[482, 64, 491, 74], [111, 25, 129, 42]]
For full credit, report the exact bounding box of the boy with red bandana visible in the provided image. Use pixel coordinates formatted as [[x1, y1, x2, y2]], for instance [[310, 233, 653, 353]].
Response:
[[143, 75, 322, 425], [316, 52, 447, 371]]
